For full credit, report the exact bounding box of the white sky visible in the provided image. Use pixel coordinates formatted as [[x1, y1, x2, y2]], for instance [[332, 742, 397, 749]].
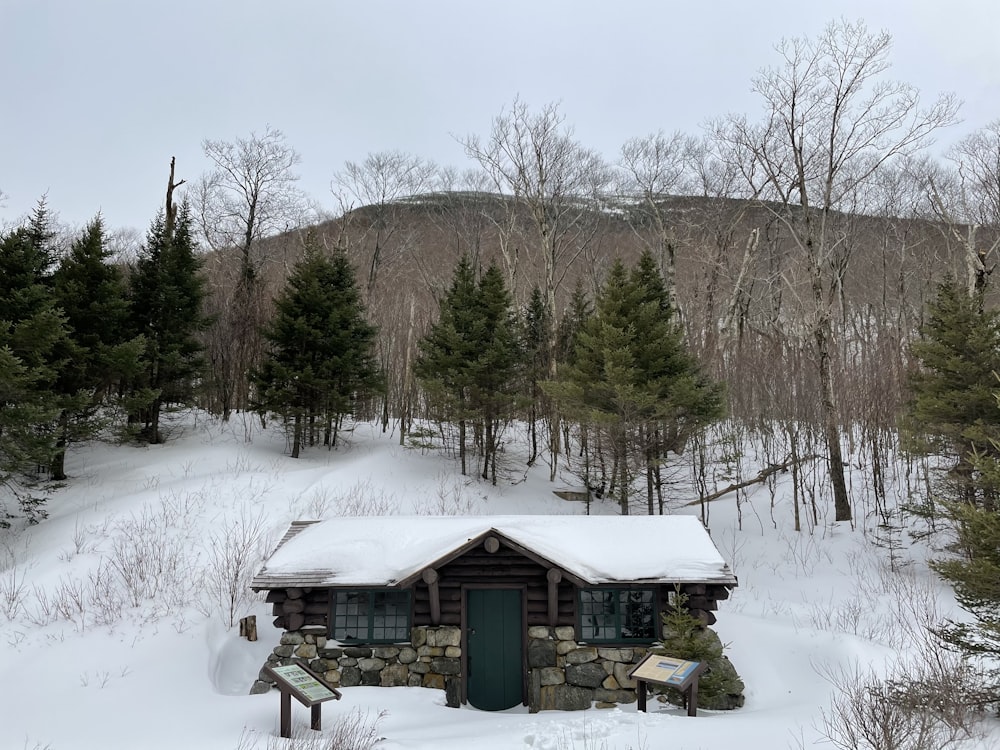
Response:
[[3, 0, 1000, 232]]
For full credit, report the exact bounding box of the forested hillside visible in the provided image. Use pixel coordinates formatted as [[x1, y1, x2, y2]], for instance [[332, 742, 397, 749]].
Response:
[[3, 20, 999, 525]]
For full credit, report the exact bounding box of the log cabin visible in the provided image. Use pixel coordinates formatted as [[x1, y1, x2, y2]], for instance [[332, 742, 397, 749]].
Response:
[[250, 515, 737, 712]]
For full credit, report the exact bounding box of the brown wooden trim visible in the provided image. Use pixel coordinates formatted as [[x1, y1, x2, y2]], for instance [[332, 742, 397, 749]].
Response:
[[395, 529, 590, 588], [395, 532, 494, 587], [422, 568, 440, 625], [546, 568, 562, 627], [460, 587, 467, 705], [488, 532, 589, 588]]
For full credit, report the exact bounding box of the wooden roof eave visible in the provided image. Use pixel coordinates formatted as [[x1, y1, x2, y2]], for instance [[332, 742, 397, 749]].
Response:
[[583, 574, 739, 588], [251, 520, 324, 590], [394, 528, 590, 588], [250, 569, 334, 591]]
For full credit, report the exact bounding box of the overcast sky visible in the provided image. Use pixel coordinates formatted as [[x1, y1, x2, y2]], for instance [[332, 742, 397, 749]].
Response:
[[3, 0, 1000, 233]]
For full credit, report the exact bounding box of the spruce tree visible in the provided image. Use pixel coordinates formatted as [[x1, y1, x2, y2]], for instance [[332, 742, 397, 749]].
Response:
[[928, 431, 1000, 697], [555, 278, 592, 367], [0, 205, 74, 517], [931, 488, 1000, 681], [50, 216, 144, 477], [655, 591, 745, 710], [415, 257, 522, 482], [252, 240, 380, 458], [126, 204, 207, 443], [522, 286, 551, 466], [906, 278, 1000, 689], [545, 255, 725, 514], [470, 265, 523, 483], [415, 255, 481, 475], [0, 326, 61, 521], [905, 276, 1000, 507]]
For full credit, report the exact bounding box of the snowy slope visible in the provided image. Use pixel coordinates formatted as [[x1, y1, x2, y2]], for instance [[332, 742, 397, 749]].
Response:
[[0, 411, 995, 750]]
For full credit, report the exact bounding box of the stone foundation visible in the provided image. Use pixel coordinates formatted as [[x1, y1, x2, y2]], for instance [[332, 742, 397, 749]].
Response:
[[251, 625, 462, 707], [252, 623, 730, 713], [526, 625, 649, 711]]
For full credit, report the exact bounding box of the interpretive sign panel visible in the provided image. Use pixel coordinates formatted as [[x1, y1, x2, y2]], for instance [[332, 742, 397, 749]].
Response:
[[264, 662, 342, 738], [629, 655, 703, 689], [268, 664, 340, 706], [628, 652, 707, 717]]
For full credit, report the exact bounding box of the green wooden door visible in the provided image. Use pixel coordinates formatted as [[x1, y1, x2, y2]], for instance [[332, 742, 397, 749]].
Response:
[[467, 588, 523, 710]]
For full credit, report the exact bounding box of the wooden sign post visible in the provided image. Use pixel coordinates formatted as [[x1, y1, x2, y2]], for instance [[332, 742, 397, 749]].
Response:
[[264, 662, 342, 738], [628, 653, 707, 717]]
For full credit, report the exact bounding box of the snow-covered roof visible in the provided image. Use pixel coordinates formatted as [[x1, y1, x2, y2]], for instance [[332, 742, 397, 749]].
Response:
[[252, 515, 737, 589]]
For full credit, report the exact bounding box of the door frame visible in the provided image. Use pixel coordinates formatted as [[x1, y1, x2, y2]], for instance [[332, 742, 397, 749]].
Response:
[[461, 584, 527, 708]]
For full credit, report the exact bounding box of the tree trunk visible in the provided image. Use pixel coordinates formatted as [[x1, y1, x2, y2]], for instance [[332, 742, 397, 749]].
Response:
[[291, 412, 302, 459], [149, 397, 162, 445], [459, 418, 467, 475], [482, 418, 493, 482], [618, 445, 629, 516], [815, 320, 851, 522], [645, 438, 655, 515], [527, 400, 538, 466], [50, 411, 69, 480]]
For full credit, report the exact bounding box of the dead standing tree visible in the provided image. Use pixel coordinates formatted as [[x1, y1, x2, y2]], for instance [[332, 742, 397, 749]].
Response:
[[727, 19, 958, 523], [194, 126, 307, 420], [464, 99, 612, 481]]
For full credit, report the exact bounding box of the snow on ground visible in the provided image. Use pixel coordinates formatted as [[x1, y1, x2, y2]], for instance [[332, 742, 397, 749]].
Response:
[[0, 411, 996, 750]]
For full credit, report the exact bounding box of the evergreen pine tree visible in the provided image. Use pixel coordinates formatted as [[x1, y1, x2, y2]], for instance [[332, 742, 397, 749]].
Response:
[[905, 276, 1000, 507], [50, 216, 144, 478], [252, 239, 380, 458], [906, 278, 1000, 690], [555, 278, 593, 367], [415, 257, 522, 482], [0, 326, 61, 522], [655, 591, 745, 710], [0, 204, 74, 517], [471, 265, 523, 483], [545, 256, 724, 514], [931, 488, 1000, 682], [928, 426, 1000, 697], [126, 204, 207, 444], [522, 286, 551, 466], [415, 255, 481, 475]]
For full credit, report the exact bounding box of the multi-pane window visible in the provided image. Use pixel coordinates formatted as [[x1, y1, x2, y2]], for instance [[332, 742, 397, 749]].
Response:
[[578, 588, 656, 642], [331, 590, 410, 643]]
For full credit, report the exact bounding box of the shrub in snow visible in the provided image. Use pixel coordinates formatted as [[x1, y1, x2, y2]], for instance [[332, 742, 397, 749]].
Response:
[[652, 592, 745, 710]]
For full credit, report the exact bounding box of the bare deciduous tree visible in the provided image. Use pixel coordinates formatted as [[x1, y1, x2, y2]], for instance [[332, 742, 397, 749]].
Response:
[[464, 98, 612, 480], [196, 125, 307, 280], [726, 19, 959, 522], [193, 126, 309, 420], [330, 151, 439, 435], [618, 130, 698, 310], [331, 150, 438, 296], [922, 122, 1000, 294]]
